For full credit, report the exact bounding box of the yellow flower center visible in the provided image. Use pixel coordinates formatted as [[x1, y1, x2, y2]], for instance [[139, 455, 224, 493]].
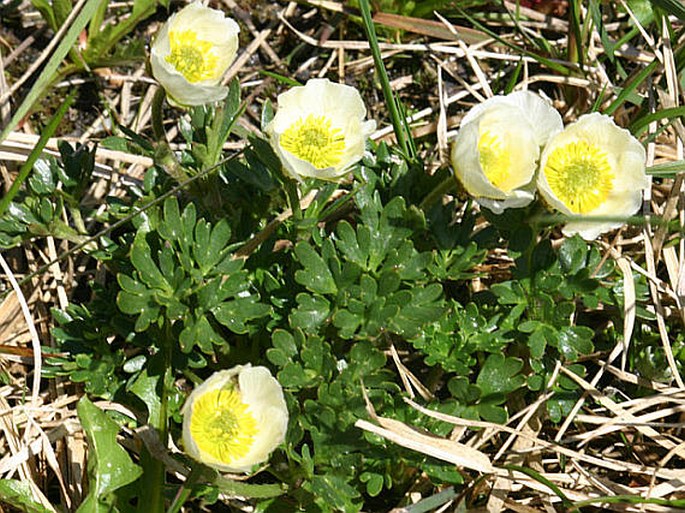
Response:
[[478, 129, 512, 191], [279, 114, 346, 169], [544, 140, 614, 214], [166, 30, 220, 83], [189, 387, 257, 464]]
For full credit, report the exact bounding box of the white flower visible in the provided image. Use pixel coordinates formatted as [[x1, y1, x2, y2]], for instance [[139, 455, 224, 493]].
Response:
[[265, 78, 377, 181], [182, 365, 288, 473], [150, 3, 240, 107], [451, 91, 563, 214], [537, 112, 649, 240]]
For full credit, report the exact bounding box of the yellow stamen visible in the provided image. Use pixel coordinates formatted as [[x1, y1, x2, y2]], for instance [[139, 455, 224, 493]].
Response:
[[280, 114, 346, 169], [189, 387, 257, 464], [478, 129, 512, 191], [544, 140, 614, 214], [166, 30, 219, 83]]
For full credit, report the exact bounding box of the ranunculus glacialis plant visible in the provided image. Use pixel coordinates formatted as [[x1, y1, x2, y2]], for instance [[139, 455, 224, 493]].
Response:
[[265, 78, 376, 181], [150, 3, 240, 107], [182, 365, 288, 473], [451, 91, 563, 214], [537, 112, 649, 240]]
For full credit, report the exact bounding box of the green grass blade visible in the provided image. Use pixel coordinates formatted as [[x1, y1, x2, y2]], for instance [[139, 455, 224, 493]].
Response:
[[603, 60, 659, 115], [646, 160, 685, 177], [505, 465, 575, 510], [573, 494, 685, 509], [0, 0, 101, 145], [358, 0, 414, 160], [404, 487, 458, 513], [651, 0, 685, 20], [0, 89, 77, 217], [456, 6, 572, 76], [630, 105, 685, 135], [568, 0, 584, 68]]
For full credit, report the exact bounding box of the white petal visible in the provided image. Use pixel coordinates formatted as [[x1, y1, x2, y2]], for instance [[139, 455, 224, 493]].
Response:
[[476, 186, 535, 214]]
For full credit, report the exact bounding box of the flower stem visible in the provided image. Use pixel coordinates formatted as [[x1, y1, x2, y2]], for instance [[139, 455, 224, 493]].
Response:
[[285, 179, 302, 221], [166, 465, 204, 513], [419, 175, 457, 211], [145, 325, 173, 513], [151, 87, 167, 142]]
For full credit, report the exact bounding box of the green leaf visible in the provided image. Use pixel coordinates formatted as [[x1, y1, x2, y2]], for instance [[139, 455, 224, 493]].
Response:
[[527, 324, 557, 360], [272, 329, 298, 358], [212, 297, 270, 334], [128, 368, 161, 426], [179, 314, 225, 353], [307, 475, 362, 512], [491, 281, 527, 305], [28, 158, 56, 195], [390, 284, 445, 337], [130, 233, 169, 290], [477, 354, 525, 403], [294, 242, 338, 295], [557, 326, 594, 360], [335, 221, 368, 268], [290, 293, 330, 332], [360, 472, 384, 497], [194, 219, 231, 275], [558, 236, 588, 274], [116, 274, 160, 332], [158, 196, 182, 242], [278, 362, 317, 389], [76, 397, 142, 513], [0, 480, 52, 513]]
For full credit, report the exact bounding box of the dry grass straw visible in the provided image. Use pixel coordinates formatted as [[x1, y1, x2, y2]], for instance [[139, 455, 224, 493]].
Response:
[[1, 1, 685, 511]]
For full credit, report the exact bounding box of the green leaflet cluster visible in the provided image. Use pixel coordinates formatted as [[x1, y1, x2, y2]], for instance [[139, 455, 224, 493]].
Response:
[[291, 188, 444, 339], [116, 197, 270, 353]]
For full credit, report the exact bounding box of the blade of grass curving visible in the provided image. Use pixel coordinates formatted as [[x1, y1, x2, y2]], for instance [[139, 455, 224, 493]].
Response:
[[501, 2, 547, 54], [504, 465, 575, 510], [404, 487, 458, 513], [603, 60, 659, 115], [573, 494, 685, 509], [630, 105, 685, 135], [0, 0, 101, 144], [568, 0, 584, 69], [0, 89, 77, 217], [358, 0, 414, 160], [259, 70, 302, 87], [455, 6, 572, 76], [591, 84, 610, 112], [504, 59, 523, 94], [589, 0, 615, 65], [651, 0, 685, 20], [646, 160, 685, 177]]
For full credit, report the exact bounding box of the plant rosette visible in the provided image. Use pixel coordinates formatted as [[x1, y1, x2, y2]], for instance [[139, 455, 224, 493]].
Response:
[[537, 112, 649, 240], [451, 91, 563, 214], [150, 2, 240, 107], [265, 78, 377, 181], [182, 365, 288, 473]]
